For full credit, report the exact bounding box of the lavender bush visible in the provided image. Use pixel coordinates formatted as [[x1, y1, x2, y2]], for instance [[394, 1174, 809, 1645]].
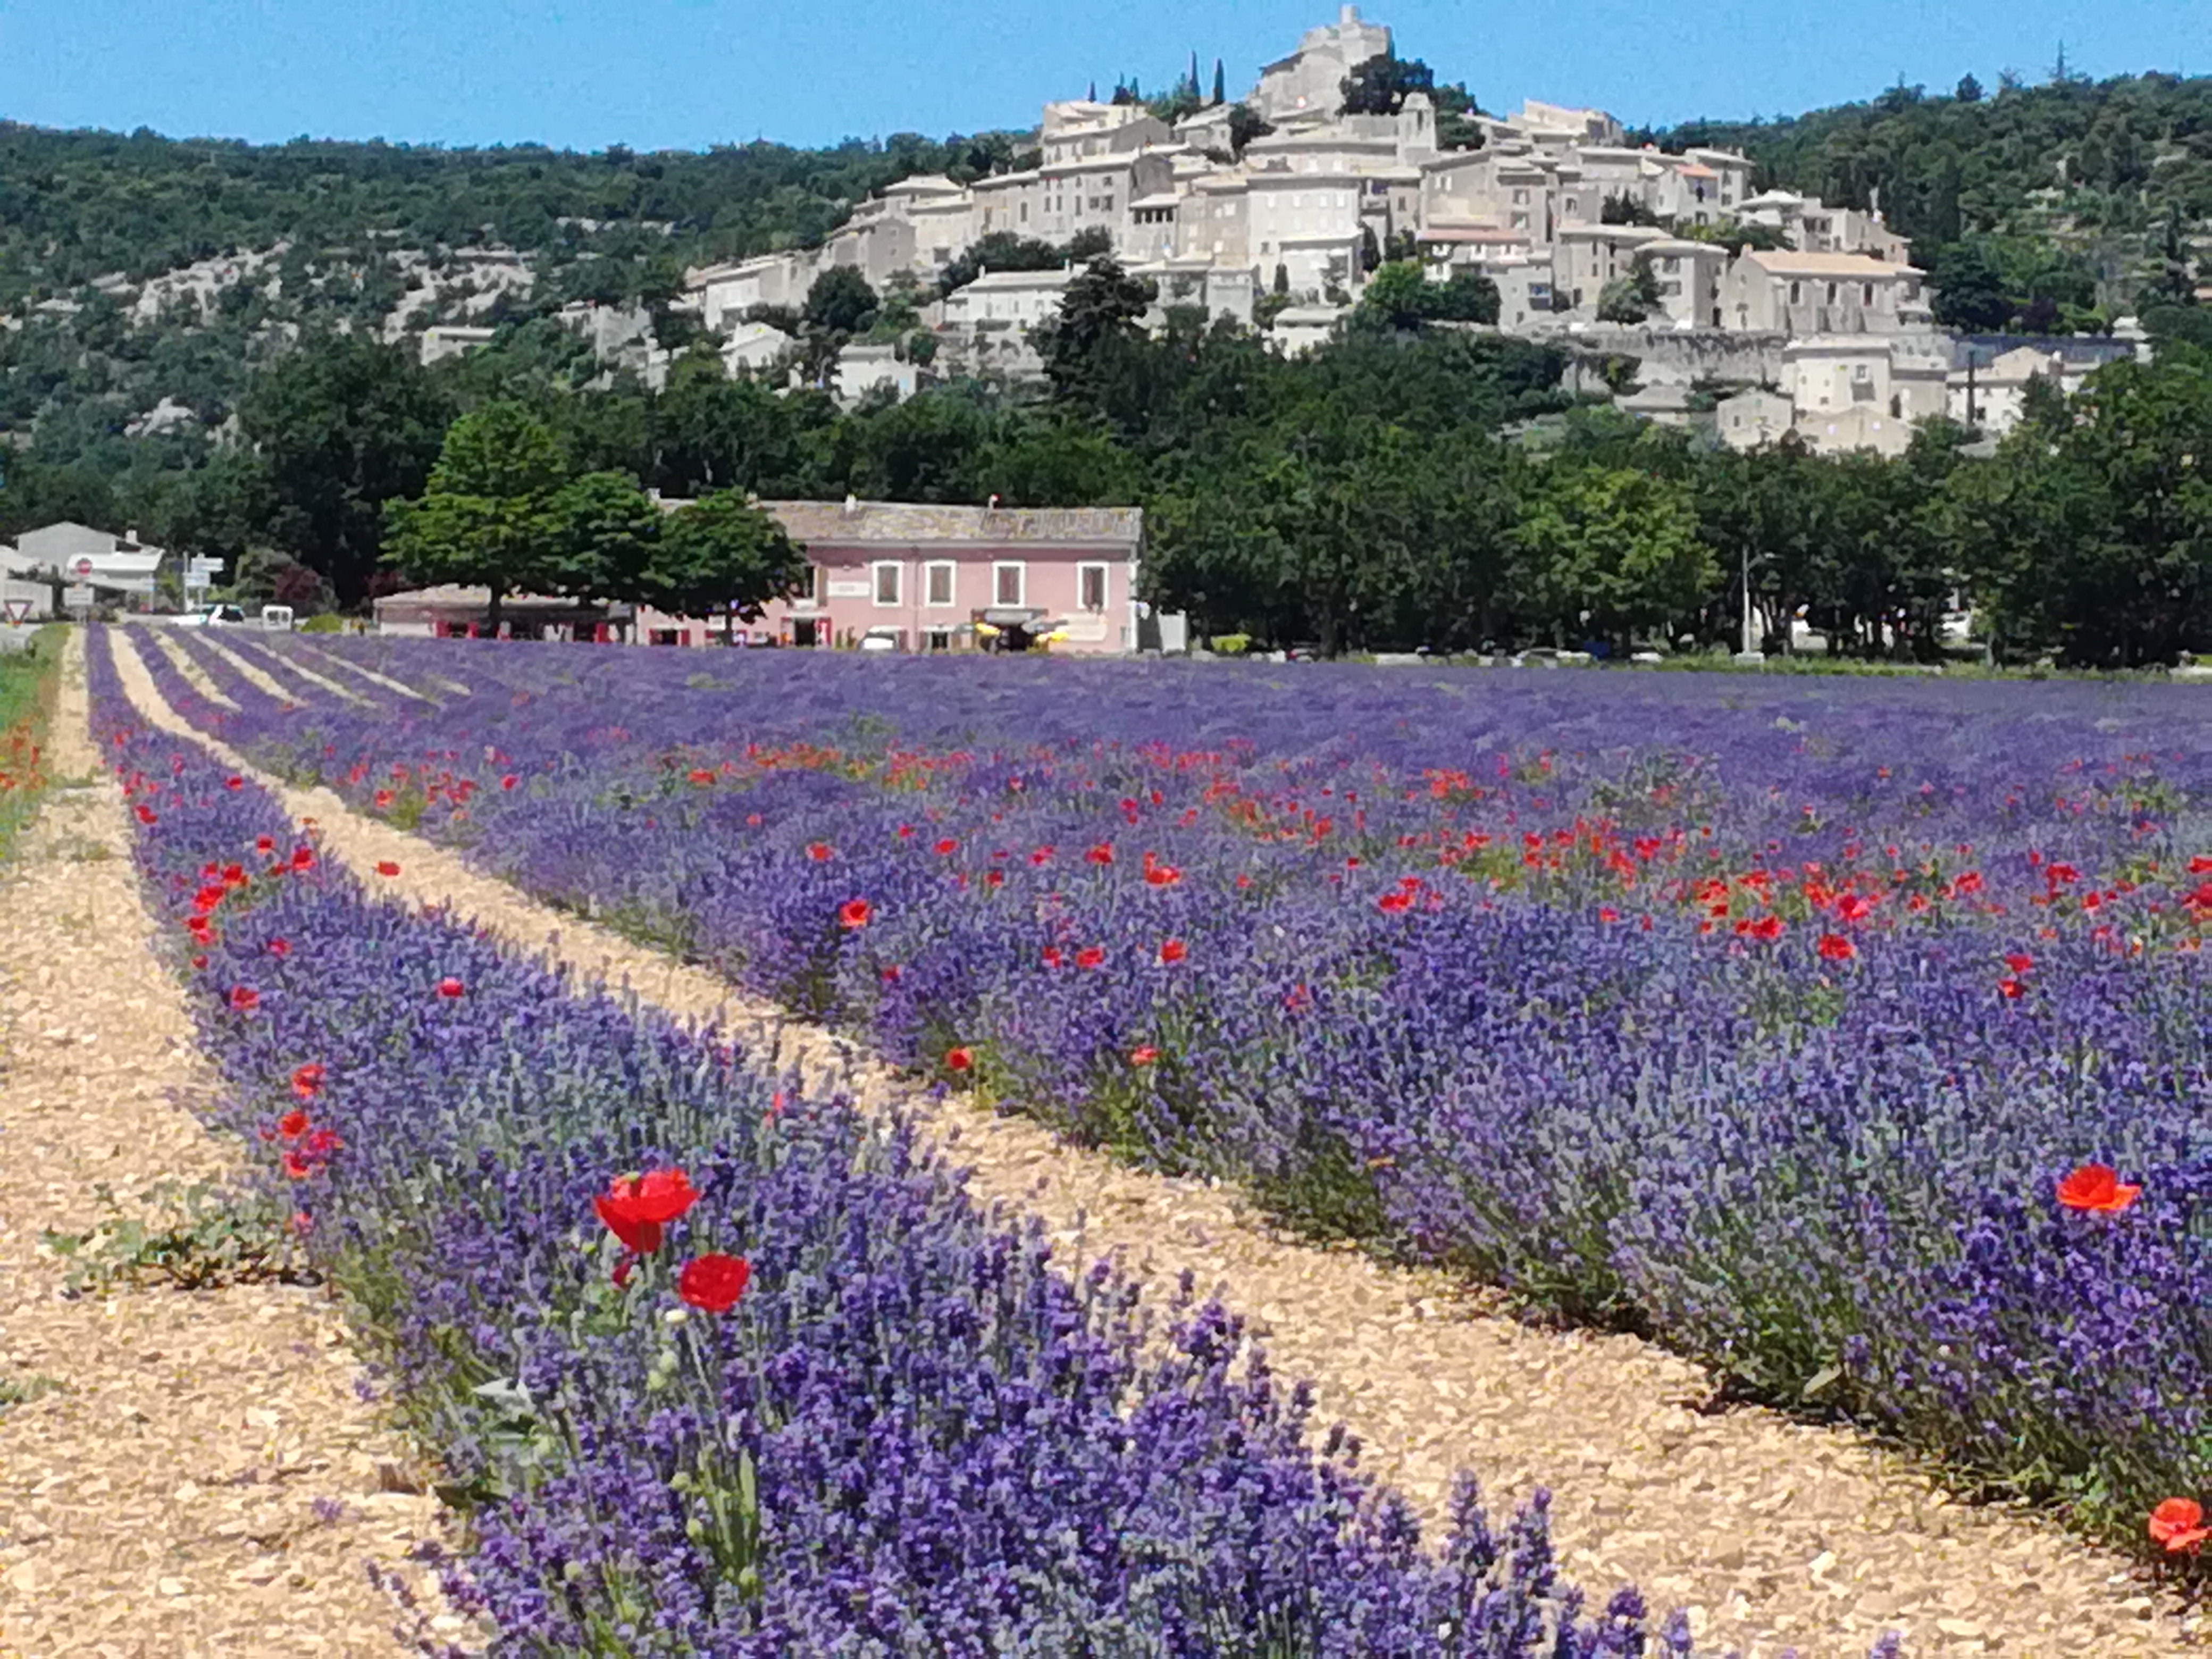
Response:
[[157, 627, 2212, 1549], [93, 626, 1702, 1655]]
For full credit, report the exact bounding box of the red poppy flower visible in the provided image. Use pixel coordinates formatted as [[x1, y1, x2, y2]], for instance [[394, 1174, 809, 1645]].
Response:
[[1129, 1045, 1160, 1065], [229, 986, 261, 1012], [1029, 846, 1054, 866], [436, 977, 465, 998], [265, 938, 291, 959], [1158, 939, 1188, 965], [610, 1254, 638, 1289], [1598, 907, 1621, 924], [807, 842, 833, 862], [839, 898, 872, 929], [133, 804, 158, 825], [2150, 1504, 2203, 1557], [945, 1046, 974, 1072], [282, 1150, 313, 1180], [1085, 844, 1115, 866], [224, 776, 244, 791], [1144, 864, 1182, 887], [373, 790, 395, 809], [1075, 946, 1105, 970], [1816, 933, 1855, 961], [190, 954, 207, 970], [2005, 952, 2034, 974], [221, 863, 248, 889], [1377, 891, 1414, 915], [501, 775, 518, 791], [2056, 1162, 2140, 1214], [1041, 945, 1063, 969], [2150, 1498, 2208, 1554], [593, 1168, 700, 1254], [277, 1109, 311, 1140], [376, 861, 401, 877], [933, 838, 958, 856], [677, 1253, 751, 1314], [291, 847, 316, 872], [687, 769, 716, 785], [255, 836, 276, 854], [291, 1063, 325, 1099], [1999, 977, 2026, 999], [300, 1126, 344, 1159]]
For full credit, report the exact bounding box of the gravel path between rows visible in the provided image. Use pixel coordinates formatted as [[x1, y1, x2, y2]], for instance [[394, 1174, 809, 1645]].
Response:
[[0, 634, 464, 1657], [113, 626, 2205, 1658]]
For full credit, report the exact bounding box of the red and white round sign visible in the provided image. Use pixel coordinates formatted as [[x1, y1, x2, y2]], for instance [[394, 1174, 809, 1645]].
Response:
[[70, 557, 94, 577]]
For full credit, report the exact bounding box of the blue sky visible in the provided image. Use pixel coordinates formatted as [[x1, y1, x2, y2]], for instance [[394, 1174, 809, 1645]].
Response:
[[2, 0, 2204, 151]]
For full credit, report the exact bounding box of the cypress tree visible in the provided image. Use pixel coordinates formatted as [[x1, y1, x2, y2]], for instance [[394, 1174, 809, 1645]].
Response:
[[1212, 58, 1226, 104]]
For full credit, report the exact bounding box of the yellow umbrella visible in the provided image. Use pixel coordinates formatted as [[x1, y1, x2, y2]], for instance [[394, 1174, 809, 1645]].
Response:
[[975, 621, 1002, 638]]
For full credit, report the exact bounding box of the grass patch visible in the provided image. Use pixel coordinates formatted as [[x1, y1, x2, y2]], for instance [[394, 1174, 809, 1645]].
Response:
[[42, 1180, 312, 1293]]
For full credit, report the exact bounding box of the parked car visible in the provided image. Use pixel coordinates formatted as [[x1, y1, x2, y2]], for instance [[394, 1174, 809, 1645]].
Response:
[[858, 626, 901, 654], [157, 603, 248, 628]]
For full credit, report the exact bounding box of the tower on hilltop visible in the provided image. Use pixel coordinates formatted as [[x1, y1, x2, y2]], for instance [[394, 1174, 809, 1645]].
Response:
[[1251, 6, 1396, 121]]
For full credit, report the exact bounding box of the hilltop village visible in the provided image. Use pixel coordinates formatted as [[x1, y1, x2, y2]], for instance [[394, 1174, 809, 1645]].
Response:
[[652, 8, 2144, 457]]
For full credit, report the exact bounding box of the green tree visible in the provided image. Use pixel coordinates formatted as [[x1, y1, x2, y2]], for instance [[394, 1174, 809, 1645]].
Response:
[[640, 490, 809, 632], [382, 400, 567, 634], [238, 333, 456, 605], [1955, 73, 1984, 103], [548, 469, 664, 600], [1595, 256, 1664, 323], [802, 267, 879, 340], [1035, 258, 1158, 406], [1512, 464, 1713, 649], [1339, 54, 1436, 117]]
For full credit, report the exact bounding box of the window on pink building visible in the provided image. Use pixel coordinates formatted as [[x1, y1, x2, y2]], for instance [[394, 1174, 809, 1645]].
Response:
[[873, 562, 902, 606], [1079, 564, 1108, 613], [925, 562, 955, 606], [993, 562, 1026, 607]]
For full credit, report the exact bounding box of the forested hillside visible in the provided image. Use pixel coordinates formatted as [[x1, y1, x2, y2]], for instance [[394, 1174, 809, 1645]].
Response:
[[0, 122, 1034, 303], [1641, 70, 2212, 331]]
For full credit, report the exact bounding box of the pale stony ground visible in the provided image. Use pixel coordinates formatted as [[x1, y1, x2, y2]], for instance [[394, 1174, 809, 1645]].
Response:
[[112, 628, 2210, 1657], [0, 637, 463, 1658]]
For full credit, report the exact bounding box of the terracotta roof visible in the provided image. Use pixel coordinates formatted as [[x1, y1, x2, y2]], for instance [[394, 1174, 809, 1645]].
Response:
[[757, 501, 1143, 548], [1745, 250, 1921, 277]]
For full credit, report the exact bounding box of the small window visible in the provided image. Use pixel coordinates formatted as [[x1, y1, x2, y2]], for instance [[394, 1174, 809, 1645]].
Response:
[[1826, 282, 1838, 304], [1789, 281, 1802, 304], [925, 561, 956, 607], [993, 562, 1026, 608], [1079, 564, 1108, 614], [873, 561, 902, 606], [926, 628, 953, 652], [1864, 282, 1875, 305]]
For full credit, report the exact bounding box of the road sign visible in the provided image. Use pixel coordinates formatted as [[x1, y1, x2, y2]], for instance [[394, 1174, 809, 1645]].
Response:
[[70, 557, 94, 579], [4, 600, 30, 626], [62, 585, 95, 611]]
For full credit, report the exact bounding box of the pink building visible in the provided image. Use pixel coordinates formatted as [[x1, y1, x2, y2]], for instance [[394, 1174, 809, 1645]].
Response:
[[730, 499, 1147, 655], [374, 500, 1157, 655]]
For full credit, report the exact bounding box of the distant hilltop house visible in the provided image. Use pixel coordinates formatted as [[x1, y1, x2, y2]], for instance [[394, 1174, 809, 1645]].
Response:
[[374, 498, 1182, 656], [676, 7, 2041, 456]]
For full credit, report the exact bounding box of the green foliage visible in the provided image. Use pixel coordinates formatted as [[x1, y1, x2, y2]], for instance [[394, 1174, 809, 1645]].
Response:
[[383, 400, 568, 627], [1595, 255, 1664, 323], [41, 1180, 307, 1293], [1937, 343, 2212, 665], [298, 612, 347, 633], [1353, 263, 1502, 332], [241, 333, 456, 603], [1339, 53, 1436, 118], [646, 490, 809, 621], [1639, 71, 2212, 308]]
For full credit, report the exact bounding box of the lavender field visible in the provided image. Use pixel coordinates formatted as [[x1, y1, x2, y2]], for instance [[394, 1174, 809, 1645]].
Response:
[[149, 628, 2212, 1566], [91, 625, 1734, 1656]]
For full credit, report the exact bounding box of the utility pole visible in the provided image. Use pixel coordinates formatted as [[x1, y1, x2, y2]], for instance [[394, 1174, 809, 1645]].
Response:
[[1741, 544, 1757, 656]]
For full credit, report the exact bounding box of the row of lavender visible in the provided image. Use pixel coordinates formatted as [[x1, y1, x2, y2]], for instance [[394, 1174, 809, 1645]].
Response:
[[161, 629, 2212, 1554], [91, 627, 1695, 1656]]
